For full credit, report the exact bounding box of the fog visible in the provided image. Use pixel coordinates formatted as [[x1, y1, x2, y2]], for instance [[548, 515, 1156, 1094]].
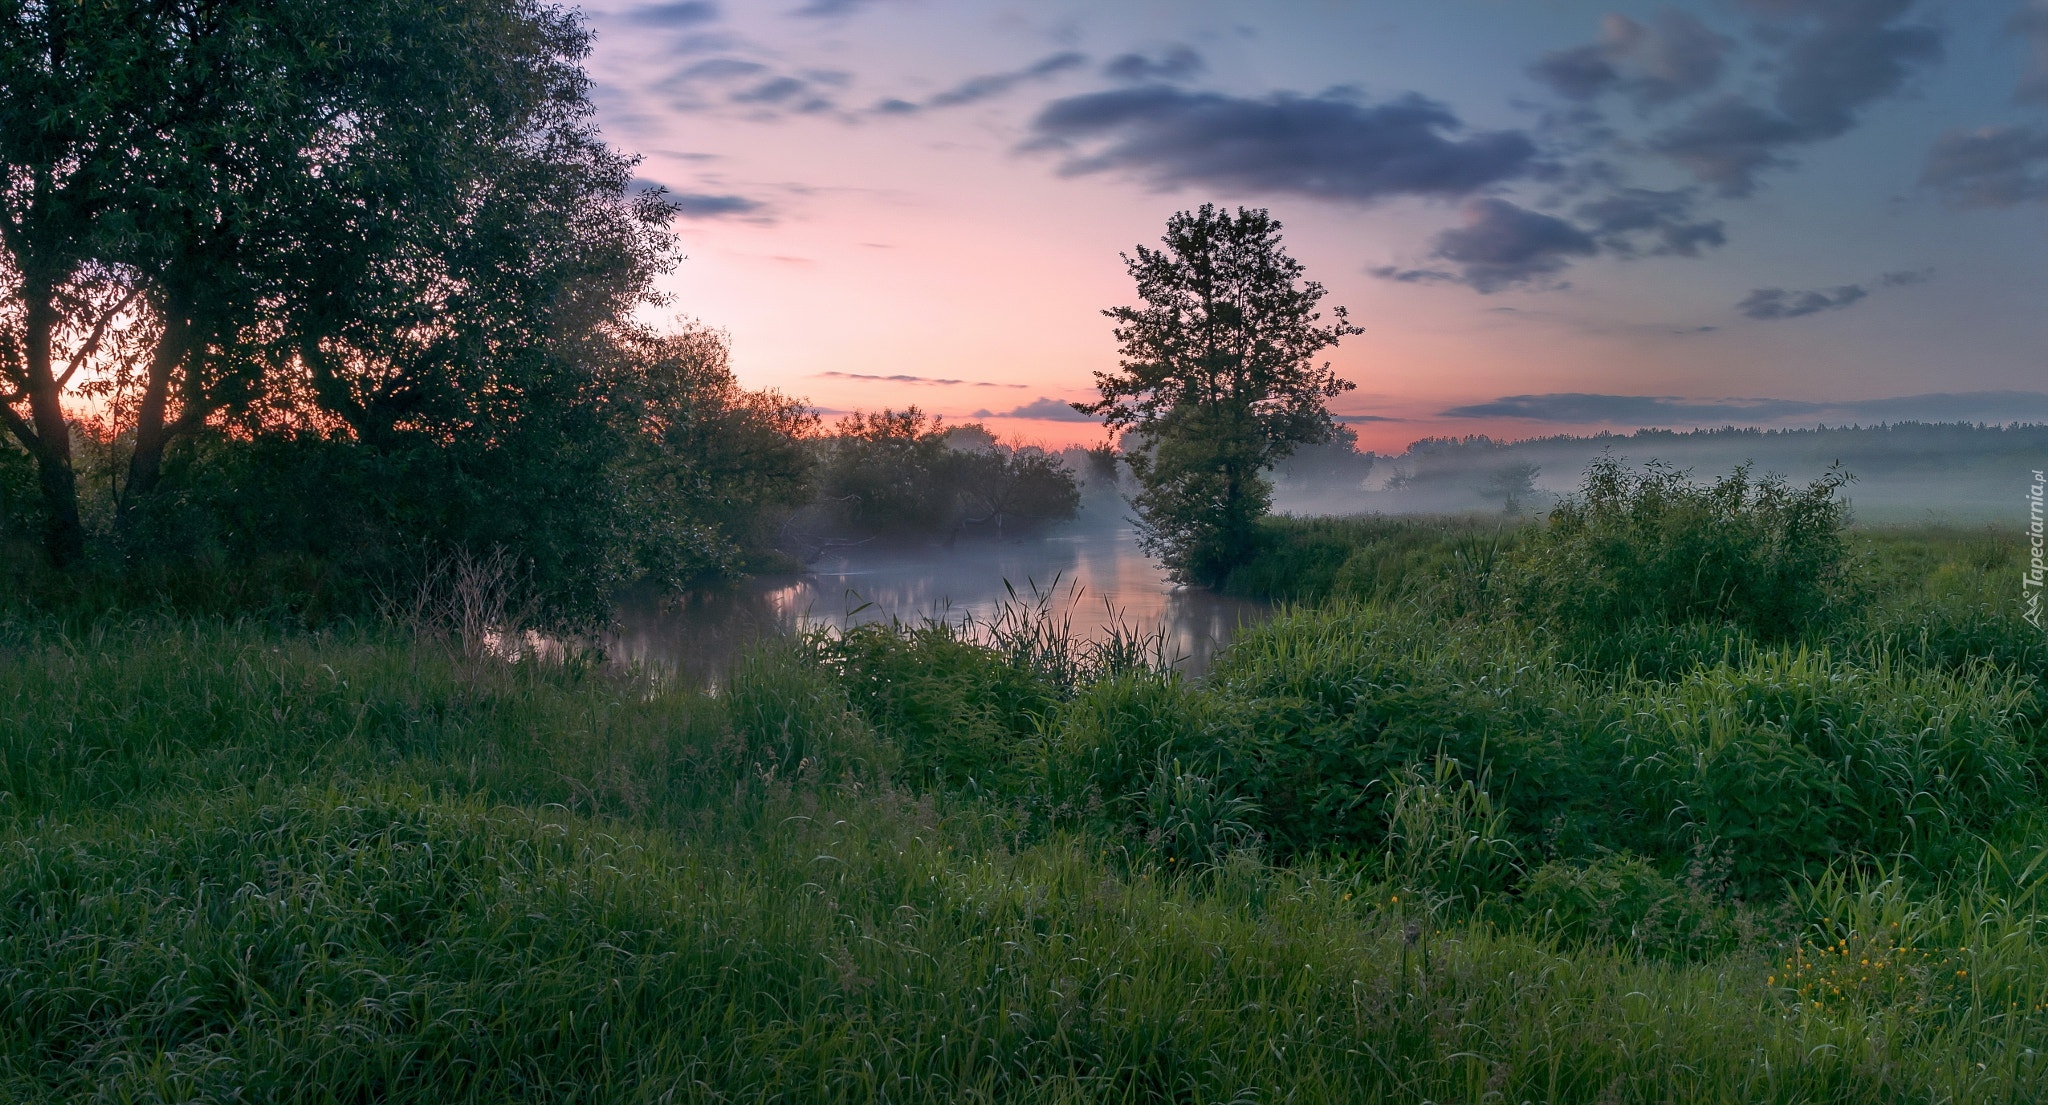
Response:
[[609, 494, 1264, 686], [613, 422, 2047, 682], [1274, 423, 2048, 524]]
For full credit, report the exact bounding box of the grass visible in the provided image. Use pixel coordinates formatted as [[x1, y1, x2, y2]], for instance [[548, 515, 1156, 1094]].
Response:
[[2, 511, 2047, 1100]]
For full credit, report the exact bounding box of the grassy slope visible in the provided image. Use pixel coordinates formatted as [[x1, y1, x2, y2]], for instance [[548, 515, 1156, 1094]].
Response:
[[2, 516, 2047, 1101]]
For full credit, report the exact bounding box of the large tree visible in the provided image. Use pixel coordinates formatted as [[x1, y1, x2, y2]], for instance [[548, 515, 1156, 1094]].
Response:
[[1, 0, 673, 571], [1078, 205, 1359, 585]]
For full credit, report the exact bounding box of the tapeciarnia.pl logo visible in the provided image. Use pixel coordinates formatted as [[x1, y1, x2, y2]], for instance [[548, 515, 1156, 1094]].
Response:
[[2028, 469, 2045, 629]]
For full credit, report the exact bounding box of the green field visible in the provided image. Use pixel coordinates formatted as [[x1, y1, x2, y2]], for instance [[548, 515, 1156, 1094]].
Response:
[[4, 502, 2047, 1101]]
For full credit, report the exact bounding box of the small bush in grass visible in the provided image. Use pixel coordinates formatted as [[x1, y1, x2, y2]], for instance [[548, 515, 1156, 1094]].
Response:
[[724, 644, 895, 787], [1508, 456, 1852, 643], [1610, 648, 2034, 890], [816, 621, 1061, 794], [1518, 855, 1738, 960]]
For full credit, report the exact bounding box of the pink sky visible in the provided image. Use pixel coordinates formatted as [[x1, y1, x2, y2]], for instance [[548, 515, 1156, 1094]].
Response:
[[584, 1, 2048, 453]]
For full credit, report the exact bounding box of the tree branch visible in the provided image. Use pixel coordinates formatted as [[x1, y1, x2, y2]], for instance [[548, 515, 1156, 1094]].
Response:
[[54, 284, 143, 390]]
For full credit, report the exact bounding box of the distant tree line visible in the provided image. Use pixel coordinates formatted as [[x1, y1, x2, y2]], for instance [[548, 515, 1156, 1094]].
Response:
[[800, 409, 1082, 547]]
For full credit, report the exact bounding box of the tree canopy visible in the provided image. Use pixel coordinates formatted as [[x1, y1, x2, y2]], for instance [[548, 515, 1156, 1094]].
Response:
[[0, 0, 821, 622], [1078, 205, 1358, 584]]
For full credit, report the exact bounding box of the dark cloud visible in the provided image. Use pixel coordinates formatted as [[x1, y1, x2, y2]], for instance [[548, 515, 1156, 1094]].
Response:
[[1026, 87, 1538, 203], [733, 76, 808, 105], [676, 58, 766, 81], [1646, 96, 1811, 195], [817, 372, 1025, 388], [1367, 266, 1458, 285], [653, 55, 843, 118], [1573, 186, 1725, 257], [1104, 46, 1205, 83], [975, 397, 1098, 421], [1529, 44, 1619, 102], [1737, 284, 1868, 319], [1922, 125, 2048, 208], [1879, 267, 1934, 286], [1442, 391, 2048, 425], [925, 53, 1086, 109], [628, 1, 720, 27], [665, 192, 767, 218], [2015, 2, 2048, 104], [1422, 199, 1598, 293], [1643, 0, 1941, 195], [1529, 9, 1730, 107], [1444, 393, 1820, 422], [1333, 413, 1401, 423], [791, 0, 875, 16]]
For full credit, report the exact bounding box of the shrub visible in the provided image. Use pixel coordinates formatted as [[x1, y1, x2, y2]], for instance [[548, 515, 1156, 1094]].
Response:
[[815, 621, 1061, 794], [1608, 648, 2034, 890], [1508, 456, 1852, 642], [1517, 855, 1735, 959]]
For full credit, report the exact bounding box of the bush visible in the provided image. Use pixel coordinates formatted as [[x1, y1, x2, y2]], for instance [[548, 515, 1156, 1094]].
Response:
[[1608, 649, 2034, 890], [1508, 456, 1851, 643], [1517, 855, 1736, 959]]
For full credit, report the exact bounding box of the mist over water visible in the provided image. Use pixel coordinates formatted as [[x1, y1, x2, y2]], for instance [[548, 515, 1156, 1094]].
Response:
[[608, 507, 1266, 685], [1275, 423, 2048, 523]]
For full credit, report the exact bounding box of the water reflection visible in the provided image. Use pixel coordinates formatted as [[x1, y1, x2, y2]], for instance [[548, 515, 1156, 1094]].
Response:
[[607, 523, 1268, 685]]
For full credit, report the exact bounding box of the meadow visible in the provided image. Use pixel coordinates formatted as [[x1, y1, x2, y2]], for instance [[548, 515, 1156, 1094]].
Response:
[[4, 464, 2048, 1102]]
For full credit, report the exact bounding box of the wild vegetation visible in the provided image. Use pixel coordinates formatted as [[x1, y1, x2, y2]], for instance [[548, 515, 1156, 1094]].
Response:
[[5, 459, 2048, 1100], [9, 3, 2048, 1099]]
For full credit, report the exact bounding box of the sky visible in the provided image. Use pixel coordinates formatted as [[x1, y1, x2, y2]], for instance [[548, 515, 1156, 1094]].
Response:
[[579, 0, 2048, 452]]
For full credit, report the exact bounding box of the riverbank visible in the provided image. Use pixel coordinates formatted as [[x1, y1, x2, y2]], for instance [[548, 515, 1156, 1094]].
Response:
[[4, 514, 2048, 1099]]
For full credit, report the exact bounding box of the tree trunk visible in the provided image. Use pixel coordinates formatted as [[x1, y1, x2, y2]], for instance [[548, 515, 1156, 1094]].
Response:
[[118, 312, 194, 522], [7, 286, 88, 568]]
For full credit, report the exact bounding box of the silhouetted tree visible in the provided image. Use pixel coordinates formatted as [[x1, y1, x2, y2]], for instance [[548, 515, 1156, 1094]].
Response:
[[1, 0, 673, 574], [1077, 205, 1358, 584]]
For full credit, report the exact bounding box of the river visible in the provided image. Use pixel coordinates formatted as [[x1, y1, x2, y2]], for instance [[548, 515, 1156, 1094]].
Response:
[[606, 520, 1268, 685]]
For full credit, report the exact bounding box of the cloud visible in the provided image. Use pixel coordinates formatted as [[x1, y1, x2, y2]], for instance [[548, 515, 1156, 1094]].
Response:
[[1444, 393, 1820, 422], [1104, 46, 1205, 83], [1333, 413, 1401, 423], [816, 372, 1026, 388], [666, 191, 768, 218], [1441, 391, 2048, 425], [1737, 284, 1868, 319], [1372, 188, 1726, 293], [1572, 186, 1725, 257], [974, 397, 1098, 421], [1529, 9, 1730, 107], [791, 0, 875, 16], [1922, 125, 2048, 208], [2015, 2, 2048, 104], [1025, 87, 1538, 203], [923, 52, 1087, 110], [1879, 267, 1933, 286], [1367, 266, 1458, 285], [1643, 0, 1941, 195], [674, 58, 765, 81], [627, 1, 720, 27], [1419, 198, 1597, 293]]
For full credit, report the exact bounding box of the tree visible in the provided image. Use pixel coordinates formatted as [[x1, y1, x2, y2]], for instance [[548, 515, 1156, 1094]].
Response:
[[1077, 205, 1359, 584], [1, 0, 673, 573]]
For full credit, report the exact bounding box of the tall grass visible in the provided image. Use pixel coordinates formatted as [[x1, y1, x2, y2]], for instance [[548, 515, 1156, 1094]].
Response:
[[4, 507, 2048, 1100]]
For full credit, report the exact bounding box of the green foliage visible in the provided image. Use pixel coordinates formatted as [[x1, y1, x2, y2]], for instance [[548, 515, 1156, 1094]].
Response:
[[5, 580, 2048, 1099], [1508, 456, 1853, 643], [1080, 205, 1359, 585], [1519, 855, 1738, 959], [814, 410, 1079, 540], [813, 620, 1062, 793], [1379, 758, 1523, 905], [1610, 649, 2034, 890]]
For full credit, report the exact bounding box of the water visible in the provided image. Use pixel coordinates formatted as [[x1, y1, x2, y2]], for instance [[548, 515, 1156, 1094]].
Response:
[[607, 521, 1269, 685]]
